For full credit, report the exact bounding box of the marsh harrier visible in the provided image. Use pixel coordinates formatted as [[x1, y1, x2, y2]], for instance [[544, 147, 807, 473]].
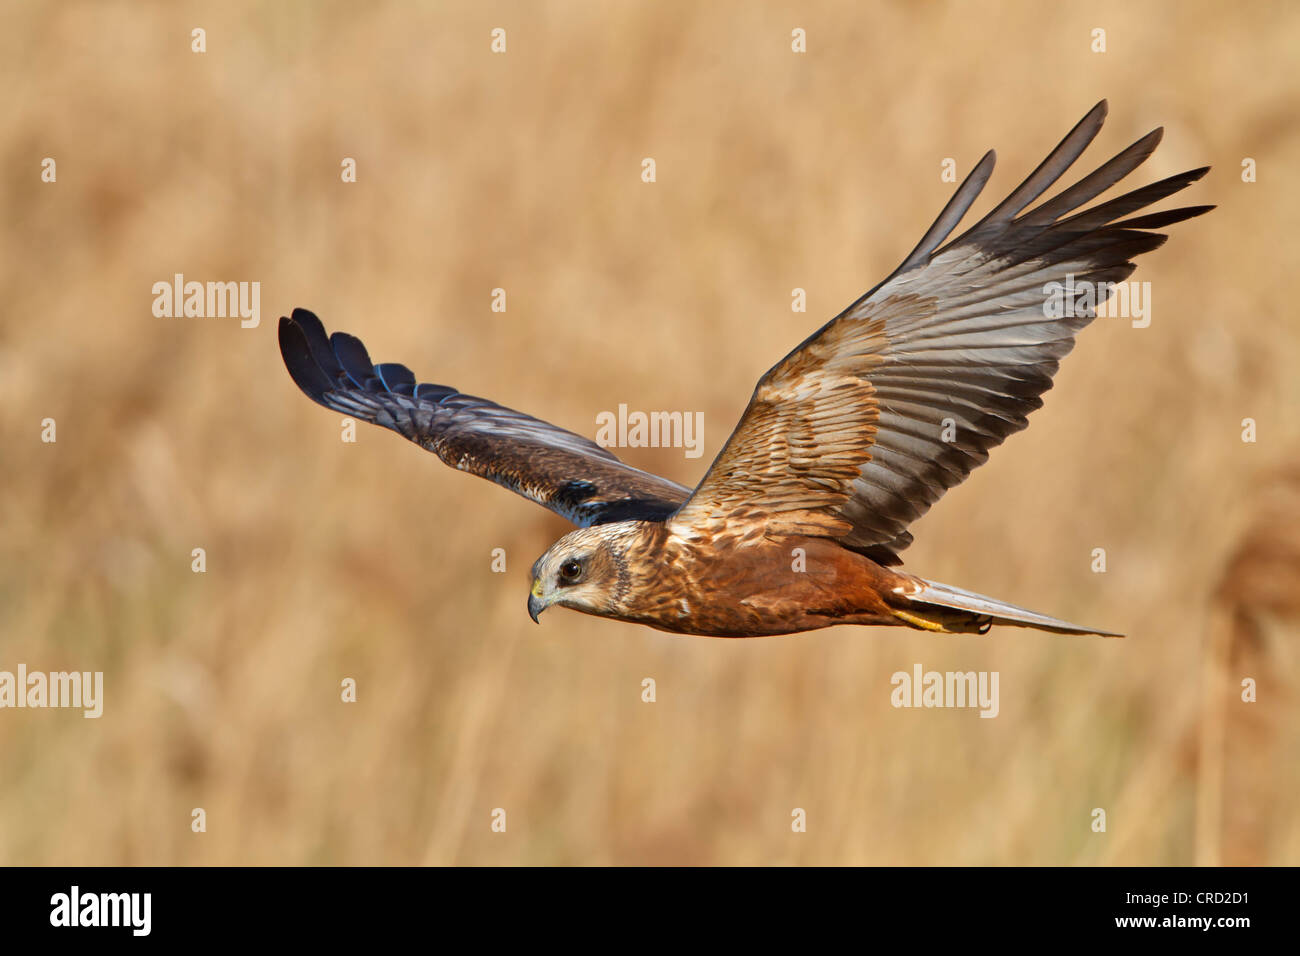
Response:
[[280, 101, 1209, 637]]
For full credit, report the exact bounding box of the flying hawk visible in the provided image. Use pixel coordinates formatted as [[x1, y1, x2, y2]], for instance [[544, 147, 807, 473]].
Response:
[[279, 101, 1210, 638]]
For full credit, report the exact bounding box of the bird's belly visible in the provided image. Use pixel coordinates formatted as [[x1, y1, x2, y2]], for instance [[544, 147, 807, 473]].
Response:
[[634, 537, 899, 637]]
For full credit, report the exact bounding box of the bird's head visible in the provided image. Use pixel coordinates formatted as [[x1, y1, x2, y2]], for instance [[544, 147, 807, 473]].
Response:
[[528, 523, 644, 624]]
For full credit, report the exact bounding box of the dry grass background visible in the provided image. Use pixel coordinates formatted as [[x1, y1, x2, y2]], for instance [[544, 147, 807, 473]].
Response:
[[1, 0, 1297, 865]]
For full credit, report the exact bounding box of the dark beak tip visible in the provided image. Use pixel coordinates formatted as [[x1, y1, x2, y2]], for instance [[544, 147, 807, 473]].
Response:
[[527, 594, 543, 624]]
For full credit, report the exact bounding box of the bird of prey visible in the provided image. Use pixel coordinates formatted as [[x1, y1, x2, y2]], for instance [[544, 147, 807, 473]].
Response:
[[280, 101, 1210, 638]]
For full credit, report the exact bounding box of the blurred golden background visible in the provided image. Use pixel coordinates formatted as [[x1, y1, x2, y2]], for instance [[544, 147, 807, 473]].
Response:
[[1, 0, 1297, 865]]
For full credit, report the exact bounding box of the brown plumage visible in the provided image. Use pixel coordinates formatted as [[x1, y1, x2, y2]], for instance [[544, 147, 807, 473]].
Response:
[[279, 101, 1211, 638]]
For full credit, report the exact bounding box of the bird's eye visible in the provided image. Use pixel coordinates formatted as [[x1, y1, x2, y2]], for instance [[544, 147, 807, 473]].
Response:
[[559, 559, 582, 583]]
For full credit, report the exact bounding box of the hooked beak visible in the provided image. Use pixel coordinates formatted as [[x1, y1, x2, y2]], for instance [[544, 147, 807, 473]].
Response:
[[528, 579, 547, 624]]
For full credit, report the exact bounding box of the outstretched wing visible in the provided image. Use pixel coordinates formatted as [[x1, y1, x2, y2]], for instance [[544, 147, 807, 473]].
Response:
[[279, 309, 691, 526], [670, 101, 1212, 562]]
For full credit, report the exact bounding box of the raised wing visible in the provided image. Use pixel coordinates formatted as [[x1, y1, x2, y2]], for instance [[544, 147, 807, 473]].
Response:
[[279, 309, 690, 526], [670, 101, 1212, 562]]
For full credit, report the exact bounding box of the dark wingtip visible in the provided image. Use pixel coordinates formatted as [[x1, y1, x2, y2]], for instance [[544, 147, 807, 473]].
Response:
[[280, 311, 464, 410], [279, 310, 338, 405], [329, 331, 378, 390], [1114, 203, 1216, 230]]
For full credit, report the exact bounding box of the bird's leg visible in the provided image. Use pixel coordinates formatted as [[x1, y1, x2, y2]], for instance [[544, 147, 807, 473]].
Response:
[[890, 608, 955, 633]]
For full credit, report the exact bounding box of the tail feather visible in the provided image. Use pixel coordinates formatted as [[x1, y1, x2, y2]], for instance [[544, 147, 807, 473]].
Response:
[[904, 577, 1123, 637]]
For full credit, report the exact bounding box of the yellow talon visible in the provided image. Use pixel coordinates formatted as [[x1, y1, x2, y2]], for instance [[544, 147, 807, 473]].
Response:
[[891, 609, 954, 633]]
